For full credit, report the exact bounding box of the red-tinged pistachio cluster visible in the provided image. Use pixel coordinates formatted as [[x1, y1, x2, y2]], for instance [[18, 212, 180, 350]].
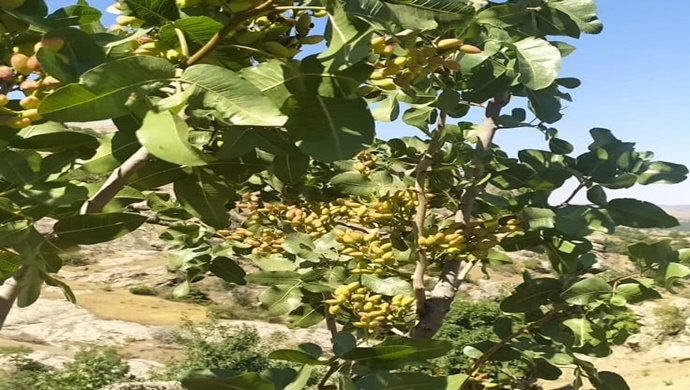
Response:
[[324, 281, 416, 333], [0, 34, 65, 129], [352, 150, 378, 174], [334, 228, 395, 276]]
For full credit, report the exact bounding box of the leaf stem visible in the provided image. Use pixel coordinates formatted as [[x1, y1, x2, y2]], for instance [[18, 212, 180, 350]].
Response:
[[559, 181, 586, 206]]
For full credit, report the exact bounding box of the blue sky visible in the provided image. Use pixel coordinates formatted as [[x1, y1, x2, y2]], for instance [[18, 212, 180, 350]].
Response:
[[51, 1, 690, 205]]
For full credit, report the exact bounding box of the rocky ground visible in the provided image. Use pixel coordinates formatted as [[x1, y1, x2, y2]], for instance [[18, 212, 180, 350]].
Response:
[[2, 220, 690, 389]]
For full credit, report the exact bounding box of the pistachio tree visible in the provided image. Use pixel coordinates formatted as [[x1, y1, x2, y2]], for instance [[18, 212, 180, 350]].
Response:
[[0, 0, 688, 389]]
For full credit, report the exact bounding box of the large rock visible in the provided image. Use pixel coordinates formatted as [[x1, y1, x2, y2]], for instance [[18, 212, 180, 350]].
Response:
[[3, 298, 157, 347], [663, 344, 690, 363]]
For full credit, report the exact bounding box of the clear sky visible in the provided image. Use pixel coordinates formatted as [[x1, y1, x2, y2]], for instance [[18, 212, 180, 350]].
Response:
[[51, 0, 690, 205]]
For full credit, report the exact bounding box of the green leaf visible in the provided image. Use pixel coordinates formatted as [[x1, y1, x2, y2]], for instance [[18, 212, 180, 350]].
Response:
[[38, 56, 176, 122], [81, 132, 141, 174], [183, 64, 287, 127], [555, 206, 615, 236], [372, 94, 400, 122], [637, 161, 688, 185], [586, 185, 607, 207], [525, 84, 563, 124], [137, 109, 208, 166], [500, 278, 562, 313], [209, 256, 246, 285], [53, 213, 147, 245], [520, 207, 556, 230], [272, 153, 309, 184], [174, 169, 232, 229], [37, 27, 105, 83], [0, 150, 38, 185], [355, 0, 476, 31], [267, 350, 328, 365], [318, 1, 373, 69], [358, 275, 413, 296], [127, 160, 185, 190], [556, 77, 582, 89], [0, 251, 22, 277], [549, 0, 603, 35], [283, 365, 313, 390], [123, 0, 180, 26], [217, 128, 262, 159], [376, 337, 452, 360], [356, 372, 468, 390], [607, 198, 678, 228], [0, 220, 31, 246], [285, 96, 374, 162], [16, 266, 43, 308], [592, 371, 630, 390], [12, 124, 99, 152], [628, 240, 673, 267], [259, 284, 304, 316], [513, 37, 562, 90], [245, 271, 302, 286], [288, 303, 325, 328], [181, 369, 274, 390], [548, 138, 574, 154], [476, 3, 528, 27], [342, 345, 417, 361], [330, 171, 394, 196], [665, 262, 690, 291], [562, 278, 612, 305]]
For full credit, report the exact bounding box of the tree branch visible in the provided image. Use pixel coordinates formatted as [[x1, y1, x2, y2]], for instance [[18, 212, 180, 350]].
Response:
[[559, 181, 586, 206], [80, 147, 151, 214], [0, 265, 27, 330], [411, 95, 507, 339], [411, 113, 447, 316], [462, 309, 565, 389], [185, 0, 276, 66]]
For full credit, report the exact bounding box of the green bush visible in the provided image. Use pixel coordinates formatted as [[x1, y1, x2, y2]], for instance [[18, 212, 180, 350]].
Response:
[[151, 316, 274, 380], [431, 300, 540, 389], [0, 347, 131, 390]]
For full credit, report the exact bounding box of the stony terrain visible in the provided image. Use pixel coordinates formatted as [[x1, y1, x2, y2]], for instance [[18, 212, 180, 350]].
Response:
[[1, 209, 690, 389]]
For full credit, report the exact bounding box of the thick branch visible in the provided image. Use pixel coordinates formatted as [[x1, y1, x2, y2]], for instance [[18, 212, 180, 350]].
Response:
[[411, 96, 507, 339], [0, 265, 27, 330], [80, 147, 151, 214], [411, 113, 447, 315]]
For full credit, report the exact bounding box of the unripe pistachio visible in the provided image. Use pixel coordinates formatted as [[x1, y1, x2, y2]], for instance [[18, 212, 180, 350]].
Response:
[[34, 37, 65, 53], [26, 55, 41, 72], [11, 53, 32, 75], [6, 116, 31, 129], [459, 44, 482, 54], [0, 66, 14, 80], [436, 38, 463, 50], [21, 109, 41, 122], [19, 95, 40, 109]]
